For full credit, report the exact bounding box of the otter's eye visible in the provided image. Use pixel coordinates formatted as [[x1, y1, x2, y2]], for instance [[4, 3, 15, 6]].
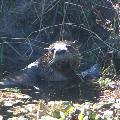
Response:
[[51, 48, 55, 53]]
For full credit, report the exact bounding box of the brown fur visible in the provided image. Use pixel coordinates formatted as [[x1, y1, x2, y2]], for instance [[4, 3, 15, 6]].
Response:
[[1, 40, 81, 88], [43, 40, 81, 72]]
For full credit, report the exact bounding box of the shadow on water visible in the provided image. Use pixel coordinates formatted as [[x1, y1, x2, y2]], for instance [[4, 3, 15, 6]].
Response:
[[0, 79, 100, 119], [19, 79, 100, 103]]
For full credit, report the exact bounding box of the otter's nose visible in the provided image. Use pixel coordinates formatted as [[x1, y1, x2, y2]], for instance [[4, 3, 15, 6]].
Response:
[[55, 49, 66, 55]]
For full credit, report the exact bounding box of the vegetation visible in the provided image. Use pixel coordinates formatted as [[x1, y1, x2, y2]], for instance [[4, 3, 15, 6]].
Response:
[[0, 0, 120, 119]]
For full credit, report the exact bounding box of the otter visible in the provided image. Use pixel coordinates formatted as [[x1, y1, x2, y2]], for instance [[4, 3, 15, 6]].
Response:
[[0, 40, 81, 89]]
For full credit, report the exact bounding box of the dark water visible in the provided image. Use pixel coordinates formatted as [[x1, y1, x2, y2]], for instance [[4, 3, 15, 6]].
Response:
[[17, 79, 100, 102]]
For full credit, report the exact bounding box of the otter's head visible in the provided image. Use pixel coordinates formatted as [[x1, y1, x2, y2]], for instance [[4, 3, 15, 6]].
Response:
[[46, 40, 81, 72]]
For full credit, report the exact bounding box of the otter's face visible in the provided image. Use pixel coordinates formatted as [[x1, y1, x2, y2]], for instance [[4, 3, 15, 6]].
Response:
[[47, 41, 81, 71]]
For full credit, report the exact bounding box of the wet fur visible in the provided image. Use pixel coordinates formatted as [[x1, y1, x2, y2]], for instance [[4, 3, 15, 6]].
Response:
[[0, 40, 81, 89]]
